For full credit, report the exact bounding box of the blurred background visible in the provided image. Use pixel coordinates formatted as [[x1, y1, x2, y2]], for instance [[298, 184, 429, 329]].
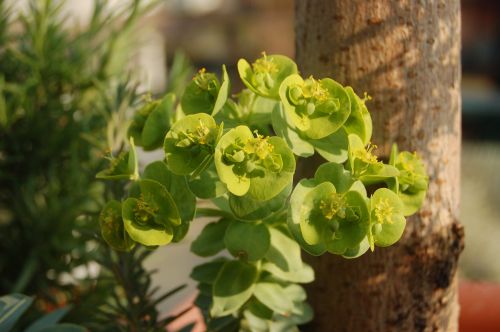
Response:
[[0, 0, 499, 330]]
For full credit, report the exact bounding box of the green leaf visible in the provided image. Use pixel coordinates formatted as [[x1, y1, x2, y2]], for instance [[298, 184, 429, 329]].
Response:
[[0, 294, 33, 332], [264, 227, 302, 272], [253, 282, 294, 316], [191, 219, 229, 257], [343, 87, 372, 145], [128, 101, 158, 147], [99, 200, 135, 251], [283, 284, 307, 303], [190, 259, 227, 284], [211, 260, 258, 317], [224, 221, 270, 261], [212, 65, 230, 116], [238, 54, 298, 99], [229, 183, 291, 221], [164, 113, 218, 176], [246, 298, 274, 320], [141, 93, 175, 150], [243, 310, 270, 331], [25, 306, 71, 332], [261, 262, 314, 283]]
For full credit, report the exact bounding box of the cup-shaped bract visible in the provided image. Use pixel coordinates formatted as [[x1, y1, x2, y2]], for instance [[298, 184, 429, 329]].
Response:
[[122, 179, 181, 246], [288, 176, 370, 256], [164, 113, 220, 176], [279, 75, 351, 139], [99, 200, 135, 251], [368, 188, 406, 250], [390, 148, 429, 216], [128, 93, 175, 151], [238, 53, 298, 100], [181, 66, 230, 116], [214, 125, 295, 200]]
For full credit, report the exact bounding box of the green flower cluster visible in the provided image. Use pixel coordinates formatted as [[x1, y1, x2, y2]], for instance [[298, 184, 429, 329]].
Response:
[[96, 53, 428, 330]]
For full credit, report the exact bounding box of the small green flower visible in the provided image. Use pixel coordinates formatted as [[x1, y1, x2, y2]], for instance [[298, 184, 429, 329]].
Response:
[[389, 145, 429, 216], [214, 125, 295, 200], [238, 53, 298, 100], [368, 188, 406, 250], [288, 179, 370, 256], [181, 66, 230, 116], [164, 113, 220, 176], [288, 163, 370, 256], [279, 75, 351, 139], [122, 179, 181, 246]]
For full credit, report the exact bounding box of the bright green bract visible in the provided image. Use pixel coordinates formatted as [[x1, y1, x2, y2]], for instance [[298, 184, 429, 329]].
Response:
[[164, 113, 219, 176], [122, 179, 181, 246], [368, 188, 406, 250], [238, 53, 298, 100], [214, 125, 295, 200], [279, 75, 351, 139], [181, 66, 230, 116]]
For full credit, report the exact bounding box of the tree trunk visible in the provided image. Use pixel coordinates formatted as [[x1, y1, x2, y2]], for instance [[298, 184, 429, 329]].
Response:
[[295, 1, 464, 331]]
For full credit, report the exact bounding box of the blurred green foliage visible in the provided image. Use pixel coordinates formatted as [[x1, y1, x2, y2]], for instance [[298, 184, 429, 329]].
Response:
[[0, 0, 194, 329]]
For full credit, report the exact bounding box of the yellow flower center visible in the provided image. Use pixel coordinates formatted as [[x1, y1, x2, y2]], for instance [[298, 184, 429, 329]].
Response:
[[302, 76, 328, 102], [252, 52, 278, 74], [320, 193, 347, 220], [134, 196, 158, 224], [243, 133, 274, 160], [194, 120, 211, 145], [374, 198, 393, 225], [354, 143, 379, 164]]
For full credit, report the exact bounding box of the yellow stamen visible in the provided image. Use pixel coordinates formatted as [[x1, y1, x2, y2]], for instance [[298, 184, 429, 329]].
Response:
[[374, 198, 393, 225]]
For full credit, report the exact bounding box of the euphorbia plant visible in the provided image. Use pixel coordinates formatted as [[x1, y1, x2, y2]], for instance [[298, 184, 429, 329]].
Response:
[[97, 53, 428, 331]]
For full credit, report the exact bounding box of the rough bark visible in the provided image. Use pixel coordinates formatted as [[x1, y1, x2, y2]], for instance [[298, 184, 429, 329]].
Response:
[[294, 1, 464, 331]]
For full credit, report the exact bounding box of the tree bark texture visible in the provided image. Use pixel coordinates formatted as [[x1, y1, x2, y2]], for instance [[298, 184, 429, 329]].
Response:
[[295, 1, 464, 331]]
